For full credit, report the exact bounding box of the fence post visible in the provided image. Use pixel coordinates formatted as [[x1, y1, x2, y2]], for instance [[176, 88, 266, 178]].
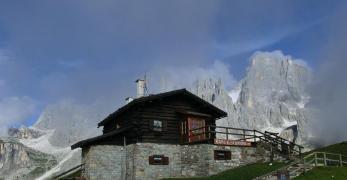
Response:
[[226, 128, 228, 140], [314, 153, 318, 167], [243, 129, 246, 141], [303, 158, 306, 173], [340, 154, 343, 167], [253, 130, 256, 142], [324, 153, 327, 166], [208, 126, 211, 140]]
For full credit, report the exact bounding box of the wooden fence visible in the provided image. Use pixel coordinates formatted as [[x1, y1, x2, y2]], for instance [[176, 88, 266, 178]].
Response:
[[185, 125, 303, 156]]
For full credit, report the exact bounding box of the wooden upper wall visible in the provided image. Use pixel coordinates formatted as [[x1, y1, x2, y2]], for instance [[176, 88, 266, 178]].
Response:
[[102, 95, 217, 145]]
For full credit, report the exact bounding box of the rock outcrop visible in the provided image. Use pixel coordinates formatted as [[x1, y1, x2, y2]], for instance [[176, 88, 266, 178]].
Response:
[[192, 51, 311, 144], [33, 100, 103, 147], [0, 137, 57, 180]]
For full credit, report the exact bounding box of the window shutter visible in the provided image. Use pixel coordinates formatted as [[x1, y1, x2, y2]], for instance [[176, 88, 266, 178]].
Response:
[[149, 120, 153, 130], [225, 151, 231, 160], [162, 157, 169, 165], [163, 120, 167, 131], [149, 156, 154, 164], [214, 151, 218, 160]]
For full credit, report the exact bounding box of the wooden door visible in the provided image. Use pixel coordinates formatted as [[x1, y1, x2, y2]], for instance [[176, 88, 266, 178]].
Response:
[[187, 117, 205, 142]]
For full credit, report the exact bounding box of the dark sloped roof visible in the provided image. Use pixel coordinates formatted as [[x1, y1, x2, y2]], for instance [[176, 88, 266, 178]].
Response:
[[71, 126, 132, 149], [97, 89, 227, 127]]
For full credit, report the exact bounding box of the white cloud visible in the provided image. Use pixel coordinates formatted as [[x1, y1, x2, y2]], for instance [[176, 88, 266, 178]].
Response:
[[0, 96, 37, 135], [0, 49, 11, 64], [147, 60, 237, 93], [250, 50, 310, 69], [0, 79, 5, 87], [293, 59, 309, 68], [215, 18, 325, 58]]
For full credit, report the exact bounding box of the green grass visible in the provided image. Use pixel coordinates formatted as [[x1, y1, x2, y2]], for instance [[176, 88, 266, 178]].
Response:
[[304, 141, 347, 156], [294, 167, 347, 180], [295, 141, 347, 180], [163, 162, 287, 180], [56, 169, 82, 179]]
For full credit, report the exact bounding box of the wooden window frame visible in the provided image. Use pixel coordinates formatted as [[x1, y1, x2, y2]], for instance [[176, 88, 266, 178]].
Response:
[[149, 155, 169, 165], [214, 150, 231, 160], [149, 119, 167, 132]]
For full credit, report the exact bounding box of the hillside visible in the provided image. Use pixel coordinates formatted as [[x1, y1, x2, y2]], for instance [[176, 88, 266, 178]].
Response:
[[306, 141, 347, 156], [294, 141, 347, 180]]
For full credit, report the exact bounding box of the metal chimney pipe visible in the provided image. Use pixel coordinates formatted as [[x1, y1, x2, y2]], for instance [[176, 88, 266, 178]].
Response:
[[135, 79, 146, 98]]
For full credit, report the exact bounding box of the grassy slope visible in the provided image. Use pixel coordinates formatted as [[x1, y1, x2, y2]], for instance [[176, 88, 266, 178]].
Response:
[[309, 141, 347, 156], [164, 162, 286, 180], [164, 142, 347, 180], [294, 141, 347, 180], [294, 167, 347, 180]]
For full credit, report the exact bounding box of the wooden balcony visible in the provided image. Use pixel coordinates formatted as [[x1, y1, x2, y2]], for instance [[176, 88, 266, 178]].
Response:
[[182, 125, 303, 156]]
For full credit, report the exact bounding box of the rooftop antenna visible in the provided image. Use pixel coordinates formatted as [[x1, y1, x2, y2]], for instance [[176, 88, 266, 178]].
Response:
[[144, 73, 148, 95]]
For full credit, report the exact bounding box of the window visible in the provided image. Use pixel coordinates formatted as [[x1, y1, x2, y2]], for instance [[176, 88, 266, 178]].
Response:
[[150, 120, 166, 132], [214, 150, 231, 160], [149, 155, 169, 165], [153, 120, 162, 131]]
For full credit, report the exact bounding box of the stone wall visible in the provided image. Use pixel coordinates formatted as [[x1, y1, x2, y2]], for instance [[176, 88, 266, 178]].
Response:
[[181, 144, 260, 177], [132, 143, 182, 180], [82, 145, 125, 180], [82, 143, 271, 180]]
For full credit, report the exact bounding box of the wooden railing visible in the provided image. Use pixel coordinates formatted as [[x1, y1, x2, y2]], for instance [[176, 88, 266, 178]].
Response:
[[303, 151, 347, 168], [254, 151, 347, 179], [185, 125, 303, 156]]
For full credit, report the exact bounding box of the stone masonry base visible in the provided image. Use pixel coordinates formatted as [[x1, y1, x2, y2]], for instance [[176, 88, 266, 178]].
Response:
[[82, 143, 272, 180]]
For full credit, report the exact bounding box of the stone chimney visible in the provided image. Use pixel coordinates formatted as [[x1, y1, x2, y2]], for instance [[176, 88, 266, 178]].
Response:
[[136, 79, 146, 98]]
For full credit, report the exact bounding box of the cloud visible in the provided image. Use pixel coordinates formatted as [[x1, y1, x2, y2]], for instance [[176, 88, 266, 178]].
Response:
[[0, 1, 221, 104], [0, 49, 11, 64], [250, 50, 310, 69], [0, 0, 341, 133], [0, 96, 37, 135], [147, 60, 237, 93], [307, 2, 347, 146], [214, 18, 325, 58]]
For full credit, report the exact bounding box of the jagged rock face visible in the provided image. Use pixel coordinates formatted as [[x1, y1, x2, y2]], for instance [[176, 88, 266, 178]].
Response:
[[235, 51, 310, 131], [192, 79, 235, 128], [193, 51, 311, 144], [33, 100, 104, 147], [280, 125, 298, 142], [8, 127, 43, 139], [0, 137, 57, 180]]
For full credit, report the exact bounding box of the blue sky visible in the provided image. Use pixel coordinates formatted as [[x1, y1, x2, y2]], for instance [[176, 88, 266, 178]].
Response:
[[0, 1, 345, 130]]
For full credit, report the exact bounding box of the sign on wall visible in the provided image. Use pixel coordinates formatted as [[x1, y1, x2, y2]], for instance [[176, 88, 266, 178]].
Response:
[[214, 139, 252, 147]]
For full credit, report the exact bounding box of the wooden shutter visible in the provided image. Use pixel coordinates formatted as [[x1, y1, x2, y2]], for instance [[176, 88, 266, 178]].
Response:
[[162, 156, 169, 165], [225, 151, 231, 160], [162, 120, 167, 131], [149, 119, 154, 130]]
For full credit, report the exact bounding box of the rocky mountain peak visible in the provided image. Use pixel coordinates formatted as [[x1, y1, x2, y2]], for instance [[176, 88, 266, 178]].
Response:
[[242, 51, 310, 105], [193, 51, 311, 143]]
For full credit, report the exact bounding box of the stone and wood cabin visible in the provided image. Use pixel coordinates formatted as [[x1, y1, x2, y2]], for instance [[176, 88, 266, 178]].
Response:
[[71, 81, 302, 180]]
